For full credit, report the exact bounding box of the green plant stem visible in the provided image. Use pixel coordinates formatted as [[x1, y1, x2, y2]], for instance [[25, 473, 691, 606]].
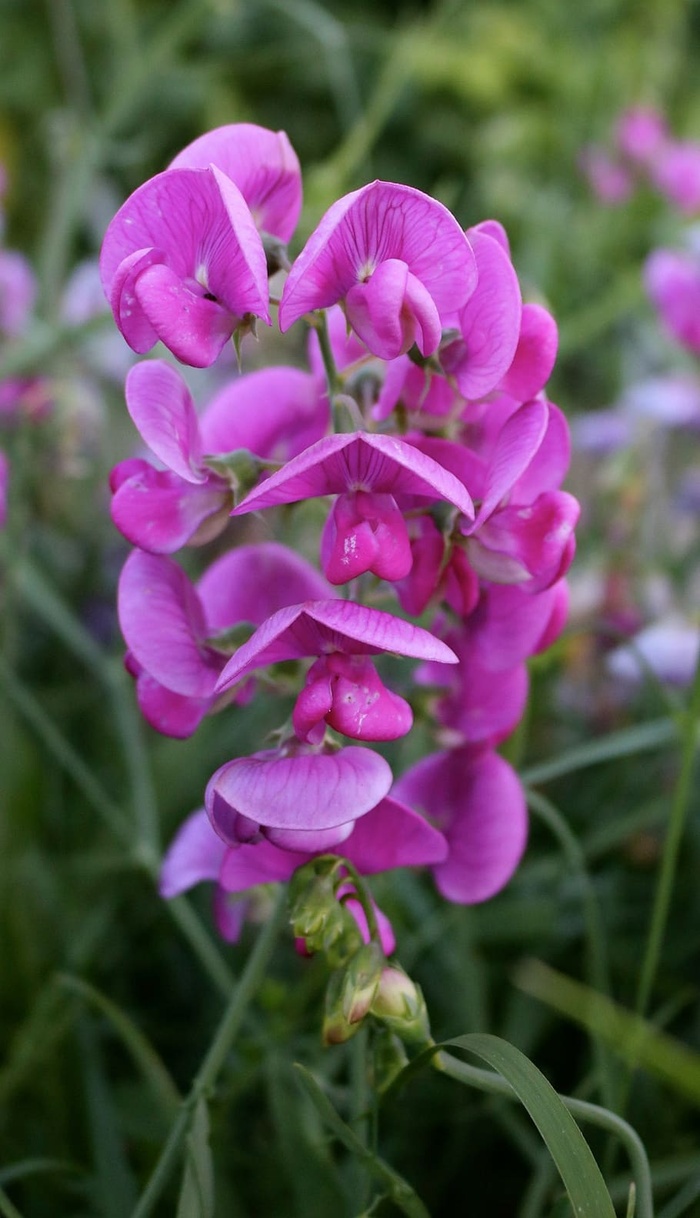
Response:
[[526, 787, 617, 1113], [521, 718, 678, 787], [130, 891, 288, 1218], [0, 1186, 25, 1218], [435, 1052, 654, 1218], [635, 652, 700, 1020]]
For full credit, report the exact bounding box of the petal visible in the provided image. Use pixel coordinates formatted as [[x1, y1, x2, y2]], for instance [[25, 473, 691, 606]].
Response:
[[467, 398, 549, 528], [197, 542, 331, 634], [169, 123, 302, 242], [511, 401, 571, 500], [396, 748, 528, 903], [321, 491, 413, 584], [324, 656, 414, 742], [134, 262, 239, 368], [342, 795, 448, 871], [111, 464, 230, 553], [498, 303, 558, 401], [118, 550, 220, 697], [232, 432, 474, 519], [199, 365, 329, 460], [125, 360, 204, 481], [159, 809, 226, 896], [469, 490, 580, 591], [109, 248, 166, 353], [279, 181, 477, 330], [441, 229, 521, 400], [215, 599, 457, 693], [135, 670, 211, 738], [206, 744, 394, 833], [345, 260, 442, 359]]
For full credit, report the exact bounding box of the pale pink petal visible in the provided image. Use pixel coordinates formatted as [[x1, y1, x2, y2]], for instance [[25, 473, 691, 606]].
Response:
[[498, 303, 558, 401], [440, 229, 521, 400], [118, 550, 220, 697], [206, 744, 393, 834], [199, 366, 329, 460], [125, 360, 204, 481], [215, 599, 457, 693], [169, 123, 302, 242], [159, 809, 226, 896], [395, 748, 528, 904], [111, 464, 230, 553], [232, 432, 474, 519]]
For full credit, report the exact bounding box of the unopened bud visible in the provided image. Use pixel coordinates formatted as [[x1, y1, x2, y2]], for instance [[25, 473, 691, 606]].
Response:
[[288, 864, 362, 964], [322, 969, 361, 1045], [370, 966, 432, 1049], [340, 941, 384, 1025]]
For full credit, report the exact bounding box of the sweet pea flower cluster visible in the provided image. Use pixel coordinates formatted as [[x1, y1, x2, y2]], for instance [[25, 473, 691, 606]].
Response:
[[580, 105, 700, 215], [101, 123, 578, 957]]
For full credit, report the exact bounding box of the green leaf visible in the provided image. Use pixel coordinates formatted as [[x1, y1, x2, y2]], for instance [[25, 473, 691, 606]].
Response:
[[443, 1033, 616, 1218], [516, 959, 700, 1106], [176, 1100, 214, 1218], [293, 1064, 431, 1218]]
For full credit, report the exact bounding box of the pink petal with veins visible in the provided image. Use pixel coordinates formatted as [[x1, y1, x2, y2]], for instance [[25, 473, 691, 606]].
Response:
[[125, 360, 204, 481]]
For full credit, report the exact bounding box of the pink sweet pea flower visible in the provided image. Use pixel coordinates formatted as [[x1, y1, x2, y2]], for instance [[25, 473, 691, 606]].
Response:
[[118, 543, 330, 737], [160, 795, 447, 947], [215, 599, 457, 744], [110, 359, 328, 553], [279, 181, 477, 360], [206, 740, 394, 852], [615, 107, 667, 166], [232, 431, 474, 584], [99, 167, 269, 366], [168, 123, 302, 243], [650, 141, 700, 214], [394, 745, 528, 904], [579, 146, 635, 205], [645, 248, 700, 353]]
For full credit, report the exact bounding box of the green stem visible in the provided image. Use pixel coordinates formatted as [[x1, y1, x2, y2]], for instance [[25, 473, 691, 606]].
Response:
[[526, 787, 617, 1113], [436, 1053, 654, 1218], [521, 718, 677, 787], [0, 1185, 25, 1218], [130, 891, 288, 1218], [635, 650, 700, 1020]]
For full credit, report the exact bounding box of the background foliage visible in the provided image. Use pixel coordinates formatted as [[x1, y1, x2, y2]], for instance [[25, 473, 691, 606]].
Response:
[[1, 0, 700, 1214]]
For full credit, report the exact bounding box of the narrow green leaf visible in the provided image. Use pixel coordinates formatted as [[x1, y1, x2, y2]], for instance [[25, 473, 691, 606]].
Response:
[[176, 1100, 214, 1218], [516, 958, 700, 1106], [443, 1033, 616, 1218], [521, 717, 677, 786], [58, 973, 181, 1120], [293, 1064, 431, 1218]]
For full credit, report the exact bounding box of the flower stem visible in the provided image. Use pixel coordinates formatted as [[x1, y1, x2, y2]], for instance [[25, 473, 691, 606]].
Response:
[[130, 890, 288, 1218], [635, 648, 700, 1021]]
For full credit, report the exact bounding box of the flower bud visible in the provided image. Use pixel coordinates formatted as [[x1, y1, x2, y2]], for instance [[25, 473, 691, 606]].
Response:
[[340, 941, 384, 1025], [370, 966, 432, 1049], [322, 969, 361, 1045]]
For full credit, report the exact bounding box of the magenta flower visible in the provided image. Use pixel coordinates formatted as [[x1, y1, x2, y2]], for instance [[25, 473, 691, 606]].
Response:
[[279, 181, 477, 359], [645, 248, 700, 353], [110, 359, 328, 552], [168, 123, 302, 242], [651, 141, 700, 214], [579, 146, 635, 205], [615, 107, 667, 166], [99, 166, 269, 366], [232, 431, 474, 584], [394, 745, 528, 904], [118, 543, 330, 737], [215, 598, 457, 744], [160, 794, 447, 946], [206, 740, 394, 852]]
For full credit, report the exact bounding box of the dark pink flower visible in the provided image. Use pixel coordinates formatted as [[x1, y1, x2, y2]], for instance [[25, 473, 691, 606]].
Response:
[[651, 141, 700, 214], [279, 181, 477, 359], [579, 146, 635, 205], [395, 745, 528, 904], [233, 430, 474, 584], [118, 544, 330, 737], [110, 359, 328, 552], [615, 107, 667, 166], [215, 598, 457, 743], [99, 167, 269, 366], [645, 248, 700, 353], [0, 249, 35, 338]]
